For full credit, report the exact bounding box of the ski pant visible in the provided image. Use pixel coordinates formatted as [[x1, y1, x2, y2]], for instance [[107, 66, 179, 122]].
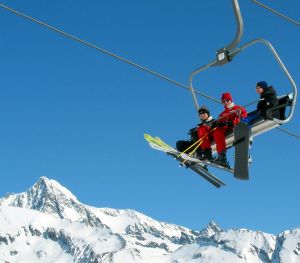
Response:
[[176, 138, 211, 154], [176, 140, 197, 153], [178, 127, 232, 154], [212, 126, 232, 154], [197, 126, 212, 150]]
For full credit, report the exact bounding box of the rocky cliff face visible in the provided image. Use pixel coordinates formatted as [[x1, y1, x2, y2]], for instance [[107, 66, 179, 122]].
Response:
[[0, 177, 299, 263]]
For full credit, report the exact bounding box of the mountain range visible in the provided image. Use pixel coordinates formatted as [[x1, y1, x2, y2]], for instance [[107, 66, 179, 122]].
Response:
[[0, 176, 299, 263]]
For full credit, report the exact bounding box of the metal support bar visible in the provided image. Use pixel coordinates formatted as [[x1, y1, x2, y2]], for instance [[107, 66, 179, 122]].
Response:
[[216, 0, 244, 65], [252, 0, 300, 26], [188, 60, 219, 116], [225, 0, 244, 51], [189, 0, 244, 117]]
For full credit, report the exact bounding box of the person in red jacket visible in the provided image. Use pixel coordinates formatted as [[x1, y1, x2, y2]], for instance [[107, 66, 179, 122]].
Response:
[[176, 106, 214, 160], [196, 106, 214, 160], [212, 92, 247, 167]]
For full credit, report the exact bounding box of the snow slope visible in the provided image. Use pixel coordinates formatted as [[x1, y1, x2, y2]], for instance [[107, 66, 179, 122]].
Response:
[[0, 177, 299, 263]]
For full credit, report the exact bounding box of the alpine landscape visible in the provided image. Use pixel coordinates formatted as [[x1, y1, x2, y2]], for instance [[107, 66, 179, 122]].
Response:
[[0, 177, 299, 263]]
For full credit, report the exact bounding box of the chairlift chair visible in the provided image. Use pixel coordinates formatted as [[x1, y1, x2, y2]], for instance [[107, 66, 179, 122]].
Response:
[[188, 0, 297, 154]]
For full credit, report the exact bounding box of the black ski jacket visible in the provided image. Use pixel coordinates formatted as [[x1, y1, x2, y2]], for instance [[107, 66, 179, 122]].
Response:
[[257, 86, 279, 119]]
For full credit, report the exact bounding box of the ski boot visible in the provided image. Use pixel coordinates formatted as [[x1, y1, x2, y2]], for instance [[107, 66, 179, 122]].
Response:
[[197, 149, 213, 161], [213, 151, 230, 168]]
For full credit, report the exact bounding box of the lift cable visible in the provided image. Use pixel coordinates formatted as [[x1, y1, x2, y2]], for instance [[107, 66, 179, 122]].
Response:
[[0, 2, 220, 104], [252, 0, 300, 26], [276, 127, 300, 139], [0, 3, 299, 139]]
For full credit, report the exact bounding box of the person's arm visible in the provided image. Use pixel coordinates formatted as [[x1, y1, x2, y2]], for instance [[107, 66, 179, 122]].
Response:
[[232, 106, 247, 125]]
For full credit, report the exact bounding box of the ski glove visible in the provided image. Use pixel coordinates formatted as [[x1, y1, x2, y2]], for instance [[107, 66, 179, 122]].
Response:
[[213, 120, 234, 128], [226, 120, 234, 127], [210, 121, 218, 129]]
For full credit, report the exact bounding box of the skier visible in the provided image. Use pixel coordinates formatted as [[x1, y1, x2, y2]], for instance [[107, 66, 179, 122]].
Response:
[[256, 81, 279, 119], [212, 92, 247, 167], [244, 81, 280, 125], [176, 106, 214, 160]]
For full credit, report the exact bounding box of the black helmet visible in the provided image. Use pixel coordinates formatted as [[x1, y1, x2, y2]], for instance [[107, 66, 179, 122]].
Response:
[[198, 106, 210, 115]]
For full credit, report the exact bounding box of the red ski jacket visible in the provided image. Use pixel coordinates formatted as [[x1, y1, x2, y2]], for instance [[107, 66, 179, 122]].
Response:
[[218, 104, 247, 125]]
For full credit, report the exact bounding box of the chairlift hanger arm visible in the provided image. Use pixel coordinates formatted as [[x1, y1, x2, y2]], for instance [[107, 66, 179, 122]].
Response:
[[252, 0, 300, 26], [224, 0, 244, 51], [189, 0, 244, 117], [216, 0, 244, 65]]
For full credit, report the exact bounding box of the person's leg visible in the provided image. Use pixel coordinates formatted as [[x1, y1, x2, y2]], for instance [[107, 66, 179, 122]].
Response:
[[212, 127, 230, 167], [213, 127, 227, 154], [176, 140, 193, 153]]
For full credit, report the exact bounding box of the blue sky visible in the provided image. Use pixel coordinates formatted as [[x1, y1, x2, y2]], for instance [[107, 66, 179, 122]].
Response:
[[0, 0, 299, 234]]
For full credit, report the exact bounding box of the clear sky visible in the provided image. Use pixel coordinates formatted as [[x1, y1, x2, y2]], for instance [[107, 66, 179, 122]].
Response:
[[0, 0, 299, 234]]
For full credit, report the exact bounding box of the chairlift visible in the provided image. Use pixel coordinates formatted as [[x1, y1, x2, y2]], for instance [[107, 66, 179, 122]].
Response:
[[188, 0, 297, 153]]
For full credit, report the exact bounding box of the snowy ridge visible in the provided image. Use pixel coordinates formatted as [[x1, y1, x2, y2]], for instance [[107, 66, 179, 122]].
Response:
[[0, 177, 299, 263], [0, 206, 123, 263], [0, 177, 105, 227]]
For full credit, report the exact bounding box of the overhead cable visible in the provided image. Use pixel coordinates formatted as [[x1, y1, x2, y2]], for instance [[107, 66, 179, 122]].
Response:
[[276, 127, 300, 139], [0, 2, 220, 104], [0, 3, 299, 139], [252, 0, 300, 26]]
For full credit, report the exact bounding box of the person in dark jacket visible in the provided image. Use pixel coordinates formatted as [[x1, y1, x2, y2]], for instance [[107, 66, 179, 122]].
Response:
[[256, 81, 279, 119], [176, 106, 214, 160]]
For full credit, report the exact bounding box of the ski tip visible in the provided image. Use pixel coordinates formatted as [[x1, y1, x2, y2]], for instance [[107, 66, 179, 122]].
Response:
[[144, 133, 152, 140]]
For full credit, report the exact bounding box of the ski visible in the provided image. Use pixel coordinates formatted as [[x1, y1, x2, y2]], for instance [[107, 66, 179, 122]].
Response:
[[144, 134, 226, 188], [146, 134, 233, 174], [179, 153, 234, 174], [166, 152, 225, 188]]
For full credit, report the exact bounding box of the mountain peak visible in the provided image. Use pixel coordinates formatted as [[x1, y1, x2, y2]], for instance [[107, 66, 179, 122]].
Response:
[[34, 176, 78, 202], [38, 175, 51, 183], [201, 221, 222, 237], [207, 221, 221, 231], [0, 176, 79, 217], [37, 176, 54, 188], [0, 177, 105, 227]]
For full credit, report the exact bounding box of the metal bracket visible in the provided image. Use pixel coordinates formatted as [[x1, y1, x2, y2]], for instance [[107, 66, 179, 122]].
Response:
[[216, 48, 232, 65]]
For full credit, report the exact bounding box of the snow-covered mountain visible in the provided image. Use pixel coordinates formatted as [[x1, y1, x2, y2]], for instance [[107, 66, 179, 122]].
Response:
[[0, 177, 299, 263]]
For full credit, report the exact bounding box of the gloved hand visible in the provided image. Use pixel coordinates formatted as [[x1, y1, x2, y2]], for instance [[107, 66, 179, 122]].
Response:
[[226, 120, 234, 127], [217, 121, 227, 127], [212, 120, 234, 128], [210, 121, 218, 129]]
